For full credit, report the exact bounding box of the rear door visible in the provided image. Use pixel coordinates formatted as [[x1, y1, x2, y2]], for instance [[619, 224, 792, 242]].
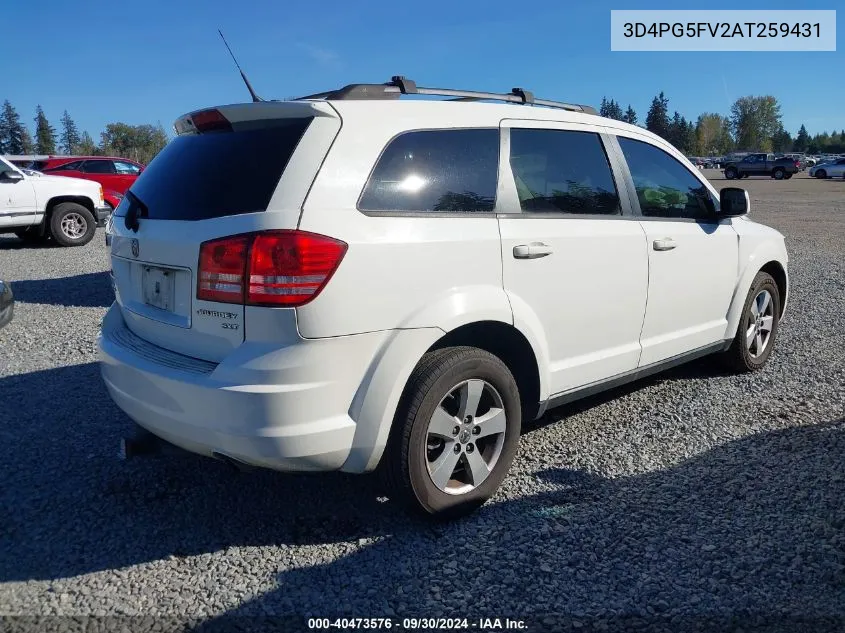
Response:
[[497, 120, 649, 396], [108, 103, 337, 362], [613, 134, 738, 366]]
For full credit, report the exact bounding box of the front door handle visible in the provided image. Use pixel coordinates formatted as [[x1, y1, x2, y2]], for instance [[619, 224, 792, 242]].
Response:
[[513, 242, 553, 259], [653, 238, 677, 251]]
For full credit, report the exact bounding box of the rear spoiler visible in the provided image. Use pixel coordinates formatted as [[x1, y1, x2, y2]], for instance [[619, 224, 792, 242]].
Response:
[[174, 101, 338, 136]]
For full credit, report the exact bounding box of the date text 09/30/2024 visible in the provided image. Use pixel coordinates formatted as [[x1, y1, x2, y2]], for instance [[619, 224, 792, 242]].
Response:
[[307, 617, 528, 630]]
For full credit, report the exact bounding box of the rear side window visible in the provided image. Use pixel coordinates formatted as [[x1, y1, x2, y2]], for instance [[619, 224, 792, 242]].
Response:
[[509, 129, 620, 215], [114, 161, 142, 174], [120, 118, 312, 221], [359, 129, 498, 213], [618, 137, 716, 220]]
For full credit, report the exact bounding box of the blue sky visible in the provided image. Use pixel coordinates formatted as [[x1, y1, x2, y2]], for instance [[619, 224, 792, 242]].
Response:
[[3, 0, 842, 141]]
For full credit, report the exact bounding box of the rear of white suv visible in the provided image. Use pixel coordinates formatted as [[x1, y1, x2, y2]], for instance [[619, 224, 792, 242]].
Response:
[[100, 100, 385, 472]]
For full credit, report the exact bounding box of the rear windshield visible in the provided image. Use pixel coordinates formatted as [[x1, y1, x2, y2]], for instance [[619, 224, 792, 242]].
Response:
[[117, 118, 312, 221]]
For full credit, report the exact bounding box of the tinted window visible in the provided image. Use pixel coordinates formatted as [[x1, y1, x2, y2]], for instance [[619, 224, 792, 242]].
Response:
[[114, 161, 141, 175], [47, 161, 83, 172], [359, 129, 498, 213], [618, 137, 716, 220], [82, 160, 116, 174], [119, 119, 312, 221], [509, 129, 620, 215]]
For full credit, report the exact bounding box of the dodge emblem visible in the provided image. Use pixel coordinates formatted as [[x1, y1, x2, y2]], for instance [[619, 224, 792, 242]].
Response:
[[131, 239, 139, 258]]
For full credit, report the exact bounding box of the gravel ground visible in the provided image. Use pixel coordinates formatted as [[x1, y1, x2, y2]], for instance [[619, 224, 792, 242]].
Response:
[[0, 172, 843, 632]]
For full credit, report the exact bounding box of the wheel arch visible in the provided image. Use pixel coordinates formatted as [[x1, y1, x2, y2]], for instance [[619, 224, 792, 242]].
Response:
[[725, 254, 789, 339], [342, 316, 548, 475], [45, 196, 96, 217]]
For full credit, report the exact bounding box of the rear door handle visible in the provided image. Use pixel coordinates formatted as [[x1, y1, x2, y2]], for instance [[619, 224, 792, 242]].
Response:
[[653, 238, 677, 251], [513, 242, 553, 259]]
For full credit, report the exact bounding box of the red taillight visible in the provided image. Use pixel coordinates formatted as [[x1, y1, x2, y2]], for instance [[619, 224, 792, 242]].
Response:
[[191, 109, 232, 133], [197, 231, 347, 307], [197, 235, 250, 303]]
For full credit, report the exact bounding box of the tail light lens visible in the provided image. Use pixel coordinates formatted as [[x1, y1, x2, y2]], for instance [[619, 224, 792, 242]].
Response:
[[197, 235, 250, 303], [197, 231, 346, 307]]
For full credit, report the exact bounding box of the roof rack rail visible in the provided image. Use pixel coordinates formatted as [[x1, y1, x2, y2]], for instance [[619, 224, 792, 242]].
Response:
[[296, 76, 597, 115]]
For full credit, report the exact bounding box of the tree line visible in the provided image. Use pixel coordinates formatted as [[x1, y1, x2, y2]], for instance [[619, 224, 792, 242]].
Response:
[[599, 93, 844, 156], [0, 100, 168, 165]]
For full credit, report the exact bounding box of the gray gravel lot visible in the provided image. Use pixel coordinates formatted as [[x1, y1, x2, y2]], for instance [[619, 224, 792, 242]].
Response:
[[0, 172, 843, 632]]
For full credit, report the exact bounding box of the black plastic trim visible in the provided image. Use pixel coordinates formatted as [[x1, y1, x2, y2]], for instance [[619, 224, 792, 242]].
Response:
[[542, 340, 731, 413]]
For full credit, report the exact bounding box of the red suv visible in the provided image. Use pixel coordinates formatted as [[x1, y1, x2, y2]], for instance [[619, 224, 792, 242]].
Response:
[[35, 156, 144, 210]]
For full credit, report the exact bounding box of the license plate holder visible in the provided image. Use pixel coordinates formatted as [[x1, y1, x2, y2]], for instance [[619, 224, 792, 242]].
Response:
[[142, 266, 175, 312]]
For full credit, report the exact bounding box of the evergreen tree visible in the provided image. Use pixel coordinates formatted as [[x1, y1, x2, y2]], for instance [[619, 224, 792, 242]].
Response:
[[78, 131, 98, 155], [607, 99, 624, 121], [20, 126, 35, 154], [60, 110, 82, 155], [34, 105, 57, 154], [599, 97, 610, 118], [793, 124, 810, 152], [645, 92, 670, 140], [622, 105, 638, 125], [1, 100, 28, 154]]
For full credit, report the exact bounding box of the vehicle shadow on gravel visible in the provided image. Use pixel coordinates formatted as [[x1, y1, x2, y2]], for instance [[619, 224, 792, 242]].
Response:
[[190, 418, 844, 632], [1, 363, 843, 631], [9, 272, 112, 308]]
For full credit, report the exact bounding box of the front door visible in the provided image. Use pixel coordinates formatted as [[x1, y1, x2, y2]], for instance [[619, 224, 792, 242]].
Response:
[[0, 162, 37, 229], [614, 135, 738, 366], [497, 120, 649, 396]]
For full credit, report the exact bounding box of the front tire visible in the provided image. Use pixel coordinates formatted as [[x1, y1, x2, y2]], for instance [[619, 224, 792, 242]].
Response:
[[816, 170, 827, 179], [724, 167, 737, 180], [380, 347, 522, 519], [49, 203, 96, 247], [721, 272, 781, 373]]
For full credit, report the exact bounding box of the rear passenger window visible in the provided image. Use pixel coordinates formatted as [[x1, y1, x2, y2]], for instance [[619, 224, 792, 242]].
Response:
[[509, 129, 620, 215], [359, 129, 498, 213], [618, 137, 716, 220]]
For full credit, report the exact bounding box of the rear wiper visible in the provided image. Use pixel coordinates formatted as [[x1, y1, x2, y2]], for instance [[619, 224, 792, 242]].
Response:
[[124, 190, 148, 233]]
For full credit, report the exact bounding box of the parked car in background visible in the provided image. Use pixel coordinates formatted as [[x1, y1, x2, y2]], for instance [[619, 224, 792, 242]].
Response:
[[0, 280, 13, 330], [0, 155, 109, 246], [724, 153, 800, 180], [808, 158, 845, 179], [99, 78, 789, 518], [34, 157, 144, 209]]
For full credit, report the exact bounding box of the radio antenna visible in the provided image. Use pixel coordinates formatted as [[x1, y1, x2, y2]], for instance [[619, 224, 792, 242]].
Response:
[[218, 29, 262, 103]]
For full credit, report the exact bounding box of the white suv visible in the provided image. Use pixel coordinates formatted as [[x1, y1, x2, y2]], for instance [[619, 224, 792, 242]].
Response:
[[99, 77, 788, 517]]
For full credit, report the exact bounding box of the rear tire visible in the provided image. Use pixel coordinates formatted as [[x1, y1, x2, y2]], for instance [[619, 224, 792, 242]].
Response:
[[49, 203, 96, 247], [380, 346, 522, 519], [773, 168, 785, 180], [721, 272, 781, 373]]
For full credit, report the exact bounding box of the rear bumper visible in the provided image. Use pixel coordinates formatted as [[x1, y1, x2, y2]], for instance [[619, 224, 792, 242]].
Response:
[[98, 304, 388, 472], [95, 205, 111, 227]]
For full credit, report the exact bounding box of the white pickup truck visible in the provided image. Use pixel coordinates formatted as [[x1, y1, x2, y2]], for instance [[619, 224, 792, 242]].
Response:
[[0, 155, 110, 246]]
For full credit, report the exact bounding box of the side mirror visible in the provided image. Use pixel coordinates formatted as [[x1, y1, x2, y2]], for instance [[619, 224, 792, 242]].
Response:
[[719, 187, 749, 217], [0, 170, 24, 183]]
